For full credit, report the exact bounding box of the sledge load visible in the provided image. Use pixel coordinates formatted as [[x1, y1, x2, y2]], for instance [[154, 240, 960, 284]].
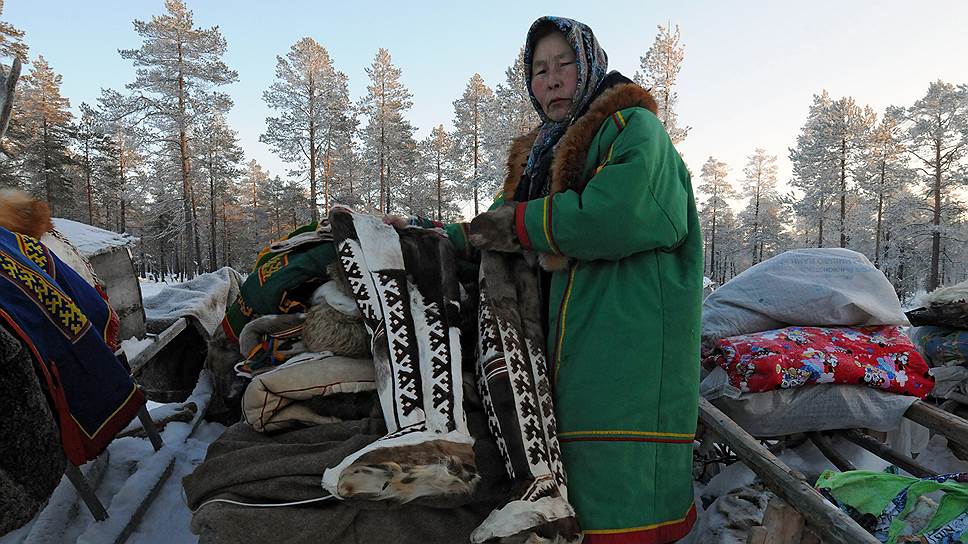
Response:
[[4, 200, 968, 542]]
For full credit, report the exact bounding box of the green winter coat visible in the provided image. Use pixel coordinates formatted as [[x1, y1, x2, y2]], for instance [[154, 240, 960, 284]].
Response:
[[448, 82, 701, 543]]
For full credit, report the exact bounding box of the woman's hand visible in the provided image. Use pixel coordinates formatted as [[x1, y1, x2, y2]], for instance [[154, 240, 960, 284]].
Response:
[[383, 215, 409, 229], [468, 202, 522, 252]]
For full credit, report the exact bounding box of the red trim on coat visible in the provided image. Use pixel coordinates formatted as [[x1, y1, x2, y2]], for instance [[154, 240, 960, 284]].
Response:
[[515, 202, 532, 249], [584, 504, 697, 544]]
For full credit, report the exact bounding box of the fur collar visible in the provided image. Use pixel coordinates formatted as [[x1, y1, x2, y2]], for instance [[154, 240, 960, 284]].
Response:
[[501, 83, 658, 199]]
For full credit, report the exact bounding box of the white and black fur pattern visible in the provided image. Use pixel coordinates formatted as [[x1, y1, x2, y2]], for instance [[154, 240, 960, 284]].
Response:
[[322, 208, 475, 503], [472, 251, 580, 544]]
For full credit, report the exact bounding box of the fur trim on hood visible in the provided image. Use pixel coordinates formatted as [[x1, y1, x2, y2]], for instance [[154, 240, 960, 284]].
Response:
[[502, 83, 658, 199]]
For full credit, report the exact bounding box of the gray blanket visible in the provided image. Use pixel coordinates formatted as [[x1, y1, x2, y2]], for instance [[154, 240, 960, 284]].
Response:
[[183, 409, 509, 544]]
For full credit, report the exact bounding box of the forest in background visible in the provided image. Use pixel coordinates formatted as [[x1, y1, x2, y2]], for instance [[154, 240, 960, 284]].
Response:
[[0, 0, 965, 301]]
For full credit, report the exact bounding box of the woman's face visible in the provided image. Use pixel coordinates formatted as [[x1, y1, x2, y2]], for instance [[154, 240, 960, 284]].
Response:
[[531, 31, 577, 122]]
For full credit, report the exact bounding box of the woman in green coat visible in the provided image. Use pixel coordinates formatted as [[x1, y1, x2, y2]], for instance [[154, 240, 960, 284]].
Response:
[[392, 16, 702, 543]]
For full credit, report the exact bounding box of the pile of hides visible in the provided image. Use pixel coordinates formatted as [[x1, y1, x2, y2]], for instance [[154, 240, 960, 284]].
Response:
[[205, 223, 341, 421], [816, 470, 968, 543], [183, 411, 509, 544], [909, 280, 968, 368], [701, 249, 927, 436]]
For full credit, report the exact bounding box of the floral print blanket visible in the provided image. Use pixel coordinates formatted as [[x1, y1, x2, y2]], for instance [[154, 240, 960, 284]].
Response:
[[703, 326, 934, 399]]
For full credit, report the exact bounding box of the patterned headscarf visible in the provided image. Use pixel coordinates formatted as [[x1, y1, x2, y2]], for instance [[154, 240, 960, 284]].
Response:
[[515, 16, 608, 201]]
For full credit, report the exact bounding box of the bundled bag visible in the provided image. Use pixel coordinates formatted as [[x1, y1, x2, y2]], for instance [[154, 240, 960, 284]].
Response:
[[702, 248, 909, 345], [704, 325, 934, 399], [817, 470, 968, 543], [910, 326, 968, 368]]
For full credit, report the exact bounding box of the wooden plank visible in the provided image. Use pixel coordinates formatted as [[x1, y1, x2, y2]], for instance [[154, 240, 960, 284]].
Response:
[[127, 317, 188, 375], [136, 404, 165, 451], [808, 432, 857, 472], [699, 398, 881, 544], [64, 464, 108, 521], [111, 459, 176, 544], [839, 429, 935, 478], [905, 400, 968, 449]]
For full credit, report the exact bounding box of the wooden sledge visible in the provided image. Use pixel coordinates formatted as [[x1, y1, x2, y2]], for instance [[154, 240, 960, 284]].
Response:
[[699, 396, 968, 544]]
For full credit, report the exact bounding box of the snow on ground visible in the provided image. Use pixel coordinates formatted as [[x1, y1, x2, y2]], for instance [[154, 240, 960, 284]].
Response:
[[51, 218, 136, 258], [1, 374, 221, 544]]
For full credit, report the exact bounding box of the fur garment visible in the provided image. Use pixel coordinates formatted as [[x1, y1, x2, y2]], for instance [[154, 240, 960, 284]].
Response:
[[501, 83, 659, 271], [0, 188, 52, 239], [468, 202, 520, 253], [303, 302, 370, 358]]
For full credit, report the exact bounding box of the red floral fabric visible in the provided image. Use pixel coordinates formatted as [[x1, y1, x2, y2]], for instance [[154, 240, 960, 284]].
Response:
[[704, 326, 934, 399]]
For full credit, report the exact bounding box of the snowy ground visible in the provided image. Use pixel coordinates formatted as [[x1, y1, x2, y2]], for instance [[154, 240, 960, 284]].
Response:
[[1, 279, 221, 544], [1, 387, 222, 544]]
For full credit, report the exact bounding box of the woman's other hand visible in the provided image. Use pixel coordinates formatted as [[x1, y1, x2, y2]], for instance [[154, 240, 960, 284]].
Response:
[[468, 202, 522, 252]]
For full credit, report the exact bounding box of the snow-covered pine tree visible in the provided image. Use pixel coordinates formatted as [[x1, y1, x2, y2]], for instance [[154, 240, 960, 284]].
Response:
[[636, 23, 689, 144], [73, 103, 114, 224], [261, 38, 355, 221], [855, 108, 913, 268], [490, 47, 539, 145], [419, 125, 461, 221], [789, 91, 838, 247], [828, 97, 875, 248], [95, 88, 149, 233], [452, 73, 495, 215], [358, 48, 413, 214], [120, 0, 237, 277], [698, 156, 736, 280], [737, 148, 779, 264], [895, 81, 968, 291], [197, 113, 244, 270], [17, 55, 76, 216]]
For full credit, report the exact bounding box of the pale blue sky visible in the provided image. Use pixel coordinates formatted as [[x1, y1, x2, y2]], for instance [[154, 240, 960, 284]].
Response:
[[7, 1, 968, 201]]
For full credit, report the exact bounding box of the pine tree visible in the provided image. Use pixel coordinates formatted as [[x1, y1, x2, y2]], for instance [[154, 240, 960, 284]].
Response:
[[490, 47, 539, 143], [856, 108, 912, 268], [636, 23, 688, 144], [359, 48, 413, 213], [452, 73, 495, 215], [419, 125, 460, 221], [120, 0, 238, 276], [198, 113, 243, 270], [261, 38, 355, 221], [698, 156, 735, 280], [737, 148, 779, 264], [789, 91, 838, 247], [18, 56, 75, 216], [0, 0, 28, 62], [897, 81, 968, 291], [96, 88, 148, 232]]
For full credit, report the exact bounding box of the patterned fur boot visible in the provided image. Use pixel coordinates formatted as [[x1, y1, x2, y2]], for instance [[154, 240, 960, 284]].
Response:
[[471, 251, 581, 544], [321, 209, 478, 502]]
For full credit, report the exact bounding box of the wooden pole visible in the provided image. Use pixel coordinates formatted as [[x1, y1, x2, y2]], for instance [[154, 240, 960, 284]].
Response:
[[698, 398, 880, 544], [905, 400, 968, 450], [807, 433, 857, 472], [838, 430, 935, 478]]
